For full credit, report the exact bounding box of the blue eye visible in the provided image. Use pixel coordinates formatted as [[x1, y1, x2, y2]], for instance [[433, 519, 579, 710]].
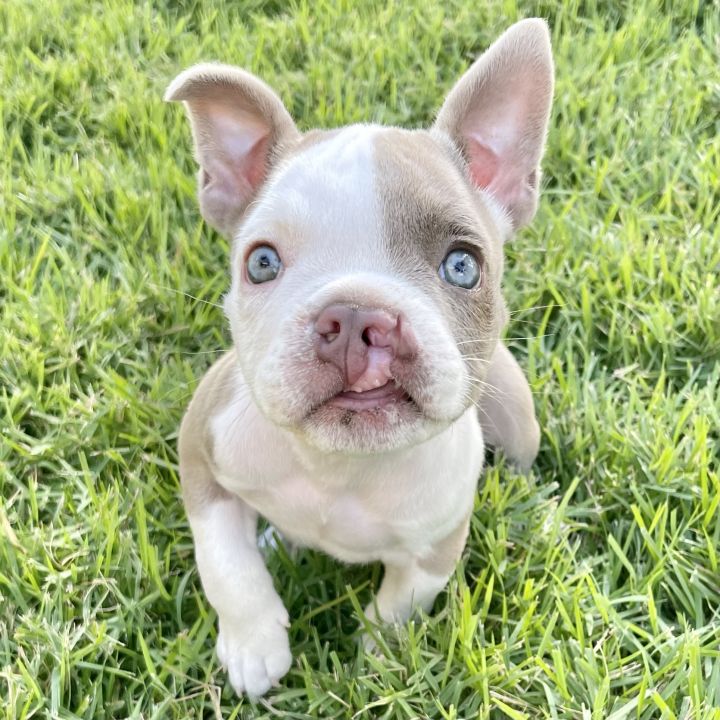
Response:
[[439, 249, 481, 289], [247, 245, 282, 284]]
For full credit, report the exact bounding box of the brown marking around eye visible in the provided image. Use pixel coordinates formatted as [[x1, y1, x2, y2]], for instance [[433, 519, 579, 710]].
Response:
[[372, 128, 508, 394]]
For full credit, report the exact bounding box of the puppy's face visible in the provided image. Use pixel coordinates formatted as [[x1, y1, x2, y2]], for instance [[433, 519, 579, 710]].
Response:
[[167, 20, 553, 454], [226, 126, 506, 453]]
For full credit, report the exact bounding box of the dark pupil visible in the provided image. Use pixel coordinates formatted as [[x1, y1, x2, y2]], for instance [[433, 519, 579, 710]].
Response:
[[453, 259, 466, 274], [259, 254, 271, 268]]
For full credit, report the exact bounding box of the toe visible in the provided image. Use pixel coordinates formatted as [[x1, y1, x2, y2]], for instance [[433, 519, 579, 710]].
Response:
[[242, 652, 272, 698], [265, 646, 292, 682], [226, 656, 246, 696], [216, 633, 228, 669]]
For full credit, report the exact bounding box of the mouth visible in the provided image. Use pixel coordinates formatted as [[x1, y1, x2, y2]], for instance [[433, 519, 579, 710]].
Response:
[[302, 377, 426, 453], [325, 381, 412, 411]]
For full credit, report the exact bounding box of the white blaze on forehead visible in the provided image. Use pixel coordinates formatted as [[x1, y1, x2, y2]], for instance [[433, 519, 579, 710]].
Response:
[[237, 124, 383, 265]]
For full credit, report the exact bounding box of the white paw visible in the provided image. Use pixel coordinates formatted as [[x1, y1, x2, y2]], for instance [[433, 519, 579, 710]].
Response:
[[361, 628, 384, 654], [360, 601, 394, 655], [216, 603, 292, 698]]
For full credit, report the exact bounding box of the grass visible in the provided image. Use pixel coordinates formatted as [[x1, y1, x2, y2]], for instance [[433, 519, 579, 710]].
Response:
[[1, 0, 719, 717]]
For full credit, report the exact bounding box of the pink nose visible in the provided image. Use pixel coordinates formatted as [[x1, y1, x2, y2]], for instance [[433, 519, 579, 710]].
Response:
[[315, 304, 416, 388]]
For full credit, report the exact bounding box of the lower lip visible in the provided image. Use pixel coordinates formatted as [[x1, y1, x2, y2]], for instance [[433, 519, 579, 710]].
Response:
[[326, 382, 409, 411]]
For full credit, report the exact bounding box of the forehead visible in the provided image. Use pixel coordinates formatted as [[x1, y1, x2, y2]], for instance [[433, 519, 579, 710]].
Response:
[[240, 124, 502, 259], [239, 125, 379, 251], [373, 129, 503, 256]]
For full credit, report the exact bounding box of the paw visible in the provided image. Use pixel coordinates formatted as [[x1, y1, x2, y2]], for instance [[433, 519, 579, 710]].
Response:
[[362, 599, 407, 626], [360, 601, 398, 655], [361, 627, 387, 655], [216, 603, 292, 698]]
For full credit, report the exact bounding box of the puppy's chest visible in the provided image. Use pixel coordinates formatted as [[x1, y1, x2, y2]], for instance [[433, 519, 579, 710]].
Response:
[[244, 476, 400, 561], [210, 393, 483, 562], [211, 400, 420, 560]]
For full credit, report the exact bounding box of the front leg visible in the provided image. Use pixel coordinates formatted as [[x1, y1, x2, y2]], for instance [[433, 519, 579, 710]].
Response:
[[180, 400, 291, 696], [365, 516, 470, 626], [188, 491, 292, 697]]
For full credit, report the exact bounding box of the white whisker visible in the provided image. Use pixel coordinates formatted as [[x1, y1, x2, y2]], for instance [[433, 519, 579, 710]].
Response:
[[148, 282, 225, 310], [507, 303, 563, 315]]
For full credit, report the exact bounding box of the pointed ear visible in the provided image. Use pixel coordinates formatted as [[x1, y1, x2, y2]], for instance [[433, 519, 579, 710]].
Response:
[[165, 63, 299, 236], [434, 19, 554, 230]]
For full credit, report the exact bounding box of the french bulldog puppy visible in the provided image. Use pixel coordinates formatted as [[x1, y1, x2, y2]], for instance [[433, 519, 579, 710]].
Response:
[[166, 18, 552, 698]]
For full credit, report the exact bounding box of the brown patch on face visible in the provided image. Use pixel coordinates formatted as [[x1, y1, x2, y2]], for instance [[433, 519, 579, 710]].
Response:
[[373, 129, 506, 398]]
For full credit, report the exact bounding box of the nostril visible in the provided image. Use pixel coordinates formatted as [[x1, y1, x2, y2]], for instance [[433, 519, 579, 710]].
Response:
[[323, 320, 341, 342], [361, 327, 371, 346], [317, 317, 342, 343]]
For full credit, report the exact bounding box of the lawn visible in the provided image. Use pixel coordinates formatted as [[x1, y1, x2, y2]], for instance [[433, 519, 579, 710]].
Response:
[[1, 0, 719, 717]]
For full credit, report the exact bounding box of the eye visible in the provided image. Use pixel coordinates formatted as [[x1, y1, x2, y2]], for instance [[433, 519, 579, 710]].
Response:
[[439, 249, 482, 289], [246, 245, 282, 284]]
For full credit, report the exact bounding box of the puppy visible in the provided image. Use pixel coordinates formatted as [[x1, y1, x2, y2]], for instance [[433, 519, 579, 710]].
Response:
[[166, 18, 552, 698]]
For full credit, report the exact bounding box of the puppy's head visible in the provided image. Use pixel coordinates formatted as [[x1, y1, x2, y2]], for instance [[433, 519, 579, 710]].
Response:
[[166, 19, 553, 454]]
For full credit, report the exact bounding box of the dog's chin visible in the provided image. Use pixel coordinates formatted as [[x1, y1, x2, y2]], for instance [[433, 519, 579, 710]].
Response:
[[296, 382, 448, 455]]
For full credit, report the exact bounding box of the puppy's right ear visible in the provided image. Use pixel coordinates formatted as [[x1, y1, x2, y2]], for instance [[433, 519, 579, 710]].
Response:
[[165, 64, 299, 237]]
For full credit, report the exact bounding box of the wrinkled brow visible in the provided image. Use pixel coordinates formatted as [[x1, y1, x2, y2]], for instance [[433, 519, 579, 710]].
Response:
[[390, 204, 486, 253]]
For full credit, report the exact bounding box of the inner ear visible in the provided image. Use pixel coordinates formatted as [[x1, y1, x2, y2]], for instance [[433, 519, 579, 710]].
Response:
[[165, 63, 299, 237], [243, 135, 271, 190], [466, 140, 500, 189]]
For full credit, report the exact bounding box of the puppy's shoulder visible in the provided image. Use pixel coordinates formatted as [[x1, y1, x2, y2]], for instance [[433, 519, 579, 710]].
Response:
[[178, 349, 240, 466]]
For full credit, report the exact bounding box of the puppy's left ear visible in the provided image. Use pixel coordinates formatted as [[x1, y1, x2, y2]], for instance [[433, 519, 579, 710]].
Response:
[[165, 64, 299, 237], [434, 19, 554, 230]]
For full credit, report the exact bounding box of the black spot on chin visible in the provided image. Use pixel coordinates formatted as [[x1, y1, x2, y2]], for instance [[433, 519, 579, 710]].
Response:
[[341, 410, 355, 426]]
